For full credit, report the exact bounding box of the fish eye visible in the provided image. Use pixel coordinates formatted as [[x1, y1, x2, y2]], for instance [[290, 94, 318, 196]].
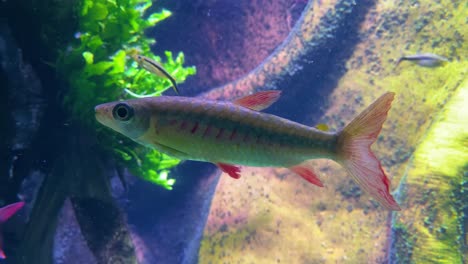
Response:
[[112, 103, 134, 121]]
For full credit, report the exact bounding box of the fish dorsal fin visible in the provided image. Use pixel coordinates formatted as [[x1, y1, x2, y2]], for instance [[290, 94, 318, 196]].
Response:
[[233, 90, 281, 111]]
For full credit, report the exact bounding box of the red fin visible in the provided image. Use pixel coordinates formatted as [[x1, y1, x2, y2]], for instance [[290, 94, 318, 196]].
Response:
[[0, 201, 24, 260], [216, 163, 241, 179], [0, 201, 25, 223], [290, 164, 324, 187], [337, 92, 401, 211], [233, 90, 281, 111]]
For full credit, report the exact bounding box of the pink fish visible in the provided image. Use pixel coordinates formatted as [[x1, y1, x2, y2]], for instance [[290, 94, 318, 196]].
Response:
[[0, 201, 25, 259], [95, 91, 401, 210]]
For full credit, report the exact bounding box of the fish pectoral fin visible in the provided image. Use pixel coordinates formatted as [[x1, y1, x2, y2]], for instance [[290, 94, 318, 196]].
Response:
[[233, 90, 281, 111], [0, 248, 6, 259], [289, 163, 324, 187], [151, 142, 189, 160], [216, 163, 242, 179]]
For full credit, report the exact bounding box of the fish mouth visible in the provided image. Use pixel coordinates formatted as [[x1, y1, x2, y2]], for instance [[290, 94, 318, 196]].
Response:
[[94, 105, 109, 125]]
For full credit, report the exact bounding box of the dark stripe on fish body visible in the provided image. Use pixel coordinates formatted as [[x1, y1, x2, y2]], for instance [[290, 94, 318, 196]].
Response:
[[142, 57, 176, 83], [202, 125, 211, 138], [157, 98, 335, 151], [191, 122, 199, 134], [216, 128, 224, 139], [215, 118, 322, 150], [143, 58, 164, 72], [229, 128, 237, 141]]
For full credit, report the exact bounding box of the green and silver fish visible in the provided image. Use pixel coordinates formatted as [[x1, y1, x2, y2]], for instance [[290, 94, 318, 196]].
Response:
[[95, 91, 401, 210]]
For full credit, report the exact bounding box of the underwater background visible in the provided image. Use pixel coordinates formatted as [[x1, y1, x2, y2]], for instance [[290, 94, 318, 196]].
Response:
[[0, 0, 466, 263]]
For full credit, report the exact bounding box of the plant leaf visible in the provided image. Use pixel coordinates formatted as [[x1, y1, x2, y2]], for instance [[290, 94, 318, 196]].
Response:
[[82, 51, 94, 64]]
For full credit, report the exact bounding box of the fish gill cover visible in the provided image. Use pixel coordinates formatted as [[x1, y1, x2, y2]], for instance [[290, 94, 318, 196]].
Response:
[[57, 0, 196, 189]]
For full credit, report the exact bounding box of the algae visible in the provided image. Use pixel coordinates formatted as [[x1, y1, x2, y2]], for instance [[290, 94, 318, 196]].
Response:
[[58, 0, 196, 189], [392, 77, 468, 264], [390, 222, 416, 264]]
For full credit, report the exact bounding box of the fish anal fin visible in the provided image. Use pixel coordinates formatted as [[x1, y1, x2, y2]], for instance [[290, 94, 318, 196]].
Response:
[[233, 90, 281, 111], [0, 248, 5, 259], [216, 163, 242, 179], [289, 164, 324, 187], [0, 201, 25, 223]]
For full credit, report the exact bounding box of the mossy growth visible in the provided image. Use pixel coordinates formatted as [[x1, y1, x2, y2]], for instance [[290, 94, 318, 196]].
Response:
[[452, 165, 467, 263], [57, 0, 196, 189], [390, 222, 416, 264], [394, 74, 468, 264]]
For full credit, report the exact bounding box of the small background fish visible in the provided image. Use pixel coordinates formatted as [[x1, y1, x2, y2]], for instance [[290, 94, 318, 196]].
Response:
[[396, 53, 449, 67], [130, 52, 180, 94]]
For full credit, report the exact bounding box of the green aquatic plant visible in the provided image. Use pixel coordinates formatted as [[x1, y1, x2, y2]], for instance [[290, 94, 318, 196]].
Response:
[[58, 0, 196, 189]]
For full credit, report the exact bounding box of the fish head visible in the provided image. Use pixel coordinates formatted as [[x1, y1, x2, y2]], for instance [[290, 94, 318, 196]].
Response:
[[132, 54, 144, 65], [95, 100, 151, 140]]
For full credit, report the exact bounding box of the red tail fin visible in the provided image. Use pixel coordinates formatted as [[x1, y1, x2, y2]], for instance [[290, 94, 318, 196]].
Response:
[[337, 93, 401, 210]]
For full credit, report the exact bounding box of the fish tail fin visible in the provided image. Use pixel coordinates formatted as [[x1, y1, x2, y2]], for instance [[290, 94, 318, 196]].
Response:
[[336, 93, 401, 210]]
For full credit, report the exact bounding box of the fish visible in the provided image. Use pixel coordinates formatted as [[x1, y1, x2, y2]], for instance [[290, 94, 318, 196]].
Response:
[[131, 54, 180, 95], [95, 91, 401, 210], [396, 53, 449, 67], [0, 201, 25, 259]]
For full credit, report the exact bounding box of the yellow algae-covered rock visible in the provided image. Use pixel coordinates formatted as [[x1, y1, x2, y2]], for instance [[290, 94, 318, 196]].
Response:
[[390, 77, 467, 264], [200, 0, 467, 263], [201, 166, 392, 264]]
